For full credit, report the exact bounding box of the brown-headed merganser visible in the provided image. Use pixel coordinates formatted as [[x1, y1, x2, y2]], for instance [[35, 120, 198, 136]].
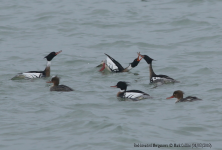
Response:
[[138, 53, 179, 84], [47, 76, 74, 92], [99, 53, 143, 72], [166, 90, 202, 103], [111, 81, 151, 101], [12, 50, 62, 79]]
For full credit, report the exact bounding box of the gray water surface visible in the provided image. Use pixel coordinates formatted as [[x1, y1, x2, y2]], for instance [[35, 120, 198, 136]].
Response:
[[1, 0, 222, 149]]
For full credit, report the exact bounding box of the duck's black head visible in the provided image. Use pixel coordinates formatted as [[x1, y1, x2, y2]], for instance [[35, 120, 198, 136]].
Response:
[[130, 53, 143, 68], [111, 81, 129, 91], [44, 50, 62, 61], [142, 55, 154, 64], [130, 58, 140, 68], [138, 53, 154, 64]]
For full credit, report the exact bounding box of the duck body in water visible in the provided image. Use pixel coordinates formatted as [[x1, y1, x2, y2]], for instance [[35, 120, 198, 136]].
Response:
[[111, 81, 151, 101], [47, 76, 74, 92], [98, 53, 142, 72], [11, 50, 62, 79], [138, 53, 179, 84], [166, 90, 202, 103]]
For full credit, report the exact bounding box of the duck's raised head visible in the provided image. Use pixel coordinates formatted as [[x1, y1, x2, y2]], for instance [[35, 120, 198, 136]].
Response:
[[166, 90, 184, 100], [130, 58, 140, 67], [138, 53, 155, 64], [47, 76, 60, 86], [45, 50, 62, 61], [111, 81, 129, 91], [130, 52, 143, 68]]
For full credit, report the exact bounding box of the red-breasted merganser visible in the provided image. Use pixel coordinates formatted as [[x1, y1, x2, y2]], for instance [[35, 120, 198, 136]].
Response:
[[166, 90, 202, 103], [11, 50, 62, 79], [111, 81, 151, 101], [99, 53, 143, 72], [47, 76, 74, 92], [138, 53, 179, 84]]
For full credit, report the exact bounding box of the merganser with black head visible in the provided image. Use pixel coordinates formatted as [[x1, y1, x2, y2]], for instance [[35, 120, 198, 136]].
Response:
[[138, 53, 179, 84], [111, 81, 151, 101], [99, 53, 143, 72], [47, 76, 73, 92], [12, 50, 62, 79], [166, 90, 202, 103]]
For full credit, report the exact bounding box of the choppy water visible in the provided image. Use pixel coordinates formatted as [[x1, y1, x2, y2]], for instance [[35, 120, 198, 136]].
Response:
[[1, 0, 222, 149]]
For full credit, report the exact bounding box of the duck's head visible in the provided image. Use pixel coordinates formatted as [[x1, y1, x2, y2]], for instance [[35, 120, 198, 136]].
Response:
[[45, 50, 62, 61], [138, 53, 155, 64], [111, 81, 129, 91], [47, 76, 60, 86], [166, 90, 184, 100], [130, 52, 143, 67]]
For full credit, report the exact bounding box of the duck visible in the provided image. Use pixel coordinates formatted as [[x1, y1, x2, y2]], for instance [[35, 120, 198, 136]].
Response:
[[98, 53, 143, 72], [11, 50, 62, 79], [47, 76, 74, 92], [111, 81, 151, 101], [166, 90, 202, 103], [138, 53, 179, 84]]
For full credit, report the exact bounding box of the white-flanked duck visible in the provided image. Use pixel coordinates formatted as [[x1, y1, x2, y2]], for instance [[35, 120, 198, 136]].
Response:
[[99, 53, 143, 72], [47, 76, 73, 92], [166, 90, 202, 103], [111, 81, 151, 101], [138, 53, 179, 84], [12, 50, 62, 79]]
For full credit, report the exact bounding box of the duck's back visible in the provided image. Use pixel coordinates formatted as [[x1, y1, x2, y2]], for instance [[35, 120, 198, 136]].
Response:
[[50, 85, 74, 92], [180, 96, 202, 102]]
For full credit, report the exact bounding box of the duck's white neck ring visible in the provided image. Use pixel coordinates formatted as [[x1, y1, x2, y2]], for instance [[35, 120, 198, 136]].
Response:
[[119, 89, 125, 92], [47, 61, 51, 67], [125, 64, 132, 70]]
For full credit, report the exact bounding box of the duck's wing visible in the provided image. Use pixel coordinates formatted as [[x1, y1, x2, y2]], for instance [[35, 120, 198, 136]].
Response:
[[50, 85, 74, 92], [12, 71, 45, 79], [124, 90, 151, 101], [151, 74, 179, 83], [184, 96, 202, 102], [105, 53, 124, 72]]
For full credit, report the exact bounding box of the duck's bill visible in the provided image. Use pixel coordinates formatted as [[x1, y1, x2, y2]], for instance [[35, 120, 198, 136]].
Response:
[[166, 96, 174, 99], [137, 55, 143, 61], [137, 52, 144, 58], [137, 52, 143, 61], [56, 50, 62, 55], [110, 86, 117, 88], [46, 81, 52, 83], [137, 52, 156, 61]]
